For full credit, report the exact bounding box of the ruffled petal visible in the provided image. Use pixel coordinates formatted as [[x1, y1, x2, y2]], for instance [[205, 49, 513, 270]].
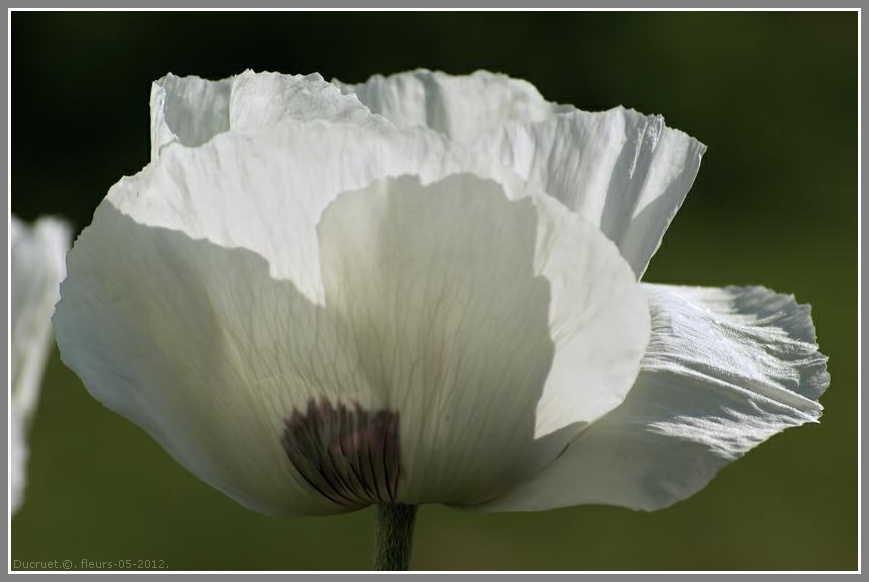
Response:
[[150, 71, 371, 160], [229, 70, 371, 132], [473, 283, 828, 512], [334, 69, 564, 142], [476, 108, 706, 278], [11, 215, 72, 513], [336, 71, 705, 278], [318, 173, 648, 505], [149, 74, 232, 160]]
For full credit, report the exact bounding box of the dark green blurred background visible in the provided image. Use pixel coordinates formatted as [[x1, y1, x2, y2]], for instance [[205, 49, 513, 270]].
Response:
[[11, 11, 856, 571]]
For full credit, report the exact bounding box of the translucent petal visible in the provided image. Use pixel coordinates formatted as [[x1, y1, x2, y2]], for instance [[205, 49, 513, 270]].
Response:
[[475, 108, 706, 277], [473, 284, 828, 512], [129, 114, 554, 307], [318, 174, 648, 505], [54, 203, 358, 516], [150, 71, 370, 160], [149, 74, 232, 160], [334, 69, 563, 142], [336, 71, 705, 278], [60, 118, 468, 515], [55, 136, 647, 512], [130, 121, 451, 304]]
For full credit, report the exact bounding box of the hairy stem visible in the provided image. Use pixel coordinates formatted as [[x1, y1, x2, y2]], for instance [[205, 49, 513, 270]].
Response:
[[373, 504, 418, 571]]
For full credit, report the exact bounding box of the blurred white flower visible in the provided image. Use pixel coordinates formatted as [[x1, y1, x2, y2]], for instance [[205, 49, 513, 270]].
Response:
[[54, 70, 828, 517], [11, 215, 71, 514]]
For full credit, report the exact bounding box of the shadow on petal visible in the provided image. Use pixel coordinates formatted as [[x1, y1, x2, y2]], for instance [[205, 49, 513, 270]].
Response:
[[56, 181, 590, 515], [318, 174, 586, 505]]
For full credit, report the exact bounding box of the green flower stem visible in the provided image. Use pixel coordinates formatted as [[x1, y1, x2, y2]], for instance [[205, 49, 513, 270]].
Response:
[[373, 504, 418, 571]]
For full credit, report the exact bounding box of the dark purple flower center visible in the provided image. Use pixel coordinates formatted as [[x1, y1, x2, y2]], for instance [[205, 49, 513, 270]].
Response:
[[282, 398, 401, 507]]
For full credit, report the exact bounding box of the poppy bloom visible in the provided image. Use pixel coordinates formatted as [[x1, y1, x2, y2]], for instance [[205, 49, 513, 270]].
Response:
[[11, 215, 71, 514], [53, 70, 829, 567]]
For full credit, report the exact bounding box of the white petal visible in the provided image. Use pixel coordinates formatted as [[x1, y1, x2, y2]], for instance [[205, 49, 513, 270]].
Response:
[[54, 203, 362, 517], [149, 74, 232, 161], [132, 121, 440, 303], [57, 162, 647, 514], [11, 216, 71, 423], [336, 71, 705, 277], [318, 174, 648, 505], [476, 108, 706, 278], [229, 70, 370, 130], [150, 71, 371, 160], [474, 283, 828, 512], [58, 114, 624, 514], [11, 215, 72, 513], [334, 69, 564, 142], [10, 411, 27, 515], [126, 116, 546, 306]]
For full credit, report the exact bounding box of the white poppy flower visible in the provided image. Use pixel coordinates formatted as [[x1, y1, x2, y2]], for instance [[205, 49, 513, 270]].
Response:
[[11, 215, 71, 514], [53, 70, 829, 526]]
